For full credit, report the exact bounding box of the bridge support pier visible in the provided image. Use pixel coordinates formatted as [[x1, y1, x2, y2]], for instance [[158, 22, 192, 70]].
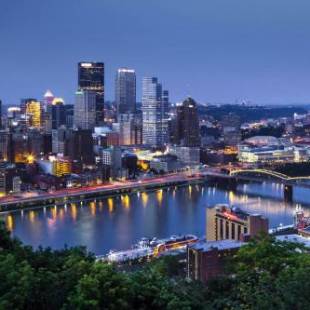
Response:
[[284, 185, 293, 202]]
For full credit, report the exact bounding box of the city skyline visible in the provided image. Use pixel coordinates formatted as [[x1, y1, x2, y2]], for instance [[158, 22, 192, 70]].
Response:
[[1, 0, 310, 105]]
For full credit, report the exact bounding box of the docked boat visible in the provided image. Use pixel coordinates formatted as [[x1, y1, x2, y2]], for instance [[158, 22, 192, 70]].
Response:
[[100, 234, 198, 263]]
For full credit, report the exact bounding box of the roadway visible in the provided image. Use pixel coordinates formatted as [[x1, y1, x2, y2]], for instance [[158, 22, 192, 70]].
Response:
[[0, 172, 204, 209]]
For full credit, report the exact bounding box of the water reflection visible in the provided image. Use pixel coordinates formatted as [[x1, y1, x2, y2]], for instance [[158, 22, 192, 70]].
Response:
[[156, 189, 163, 204], [141, 192, 148, 207], [6, 214, 13, 231], [3, 182, 310, 255], [108, 198, 114, 213]]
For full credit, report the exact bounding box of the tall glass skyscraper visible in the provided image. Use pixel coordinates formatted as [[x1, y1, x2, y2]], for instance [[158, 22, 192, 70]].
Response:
[[142, 77, 169, 146], [115, 68, 136, 117], [78, 62, 104, 125], [74, 90, 96, 130]]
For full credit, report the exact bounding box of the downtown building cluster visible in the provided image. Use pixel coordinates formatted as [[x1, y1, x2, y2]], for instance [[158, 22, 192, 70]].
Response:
[[0, 62, 201, 195]]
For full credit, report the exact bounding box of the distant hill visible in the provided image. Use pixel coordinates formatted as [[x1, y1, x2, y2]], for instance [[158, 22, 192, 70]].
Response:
[[198, 104, 308, 122]]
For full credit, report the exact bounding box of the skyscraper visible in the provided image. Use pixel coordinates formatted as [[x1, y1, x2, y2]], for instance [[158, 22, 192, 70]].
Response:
[[115, 68, 136, 117], [25, 100, 42, 129], [174, 97, 200, 147], [74, 90, 96, 130], [50, 99, 66, 130], [78, 62, 104, 125], [142, 77, 168, 146]]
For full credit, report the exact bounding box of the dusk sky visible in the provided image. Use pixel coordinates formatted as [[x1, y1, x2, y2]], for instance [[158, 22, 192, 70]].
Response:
[[1, 0, 310, 105]]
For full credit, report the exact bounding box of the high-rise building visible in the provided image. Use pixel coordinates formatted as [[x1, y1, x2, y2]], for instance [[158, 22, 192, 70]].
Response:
[[65, 128, 94, 165], [142, 77, 168, 146], [74, 90, 96, 130], [28, 129, 43, 157], [115, 68, 136, 116], [0, 130, 10, 161], [174, 97, 200, 147], [43, 90, 55, 108], [50, 99, 66, 130], [206, 204, 268, 242], [20, 98, 37, 115], [78, 62, 104, 125], [25, 100, 42, 129], [65, 104, 74, 129], [52, 126, 68, 154]]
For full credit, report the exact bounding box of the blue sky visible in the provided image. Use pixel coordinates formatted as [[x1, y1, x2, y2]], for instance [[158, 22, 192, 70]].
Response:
[[1, 0, 310, 105]]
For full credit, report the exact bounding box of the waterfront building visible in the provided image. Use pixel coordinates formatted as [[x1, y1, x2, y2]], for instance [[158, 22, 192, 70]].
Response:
[[12, 176, 22, 194], [206, 204, 268, 241], [142, 77, 168, 146], [78, 62, 104, 125], [74, 90, 96, 130], [170, 146, 200, 164], [150, 154, 180, 173], [99, 146, 122, 179], [115, 68, 136, 116], [187, 239, 245, 284], [174, 97, 200, 147]]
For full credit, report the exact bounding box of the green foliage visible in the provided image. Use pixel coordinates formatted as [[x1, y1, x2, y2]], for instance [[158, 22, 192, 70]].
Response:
[[241, 124, 285, 140], [272, 162, 310, 177], [2, 221, 310, 309]]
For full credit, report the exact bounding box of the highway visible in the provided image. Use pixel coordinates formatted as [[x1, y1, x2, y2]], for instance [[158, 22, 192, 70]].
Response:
[[2, 167, 310, 211], [0, 172, 205, 211]]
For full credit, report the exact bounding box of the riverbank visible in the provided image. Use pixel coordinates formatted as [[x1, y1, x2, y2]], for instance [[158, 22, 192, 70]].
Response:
[[0, 173, 205, 213]]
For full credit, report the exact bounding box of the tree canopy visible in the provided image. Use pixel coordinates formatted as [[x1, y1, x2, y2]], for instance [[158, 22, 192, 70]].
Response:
[[1, 221, 310, 309]]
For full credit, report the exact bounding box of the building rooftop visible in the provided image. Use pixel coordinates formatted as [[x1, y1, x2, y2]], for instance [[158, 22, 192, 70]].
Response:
[[189, 239, 245, 252], [245, 135, 280, 147], [276, 234, 310, 247], [214, 204, 251, 221]]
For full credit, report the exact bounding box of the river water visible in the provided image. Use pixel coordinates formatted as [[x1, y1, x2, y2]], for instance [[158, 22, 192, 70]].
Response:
[[2, 182, 310, 255]]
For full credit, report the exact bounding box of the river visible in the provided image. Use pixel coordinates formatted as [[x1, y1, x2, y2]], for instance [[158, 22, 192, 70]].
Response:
[[2, 182, 310, 255]]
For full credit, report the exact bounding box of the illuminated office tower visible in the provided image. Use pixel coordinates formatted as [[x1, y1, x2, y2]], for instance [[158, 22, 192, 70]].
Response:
[[74, 90, 96, 130], [142, 77, 168, 146], [115, 68, 136, 117], [25, 100, 42, 128], [78, 62, 104, 125]]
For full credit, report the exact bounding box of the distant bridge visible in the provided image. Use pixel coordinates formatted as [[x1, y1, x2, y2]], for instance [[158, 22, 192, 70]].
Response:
[[203, 168, 310, 202], [229, 169, 310, 182]]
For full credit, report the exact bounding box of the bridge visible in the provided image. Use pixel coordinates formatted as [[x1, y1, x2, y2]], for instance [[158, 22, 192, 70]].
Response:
[[202, 168, 310, 202]]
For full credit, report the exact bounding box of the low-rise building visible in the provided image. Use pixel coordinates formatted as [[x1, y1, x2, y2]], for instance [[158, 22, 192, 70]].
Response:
[[150, 154, 180, 173], [187, 239, 245, 284]]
